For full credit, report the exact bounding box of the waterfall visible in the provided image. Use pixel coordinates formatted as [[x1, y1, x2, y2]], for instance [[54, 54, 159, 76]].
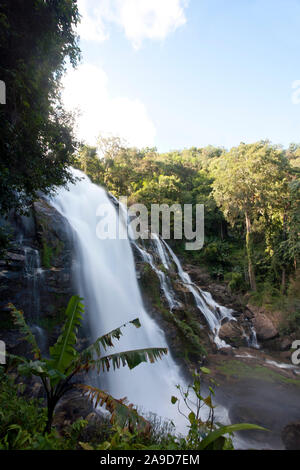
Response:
[[249, 326, 260, 349], [137, 235, 235, 348], [24, 247, 43, 320], [24, 247, 47, 353], [133, 240, 181, 311], [50, 169, 189, 430], [110, 191, 236, 348]]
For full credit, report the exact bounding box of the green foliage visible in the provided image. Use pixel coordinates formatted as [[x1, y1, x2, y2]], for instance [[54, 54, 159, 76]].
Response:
[[168, 369, 266, 451], [9, 303, 41, 359], [279, 273, 300, 336], [76, 138, 298, 302], [0, 370, 46, 449], [81, 370, 266, 451], [49, 296, 84, 374], [9, 296, 168, 434], [0, 370, 92, 450], [0, 0, 81, 215], [225, 272, 246, 292], [79, 385, 151, 435], [42, 241, 53, 269]]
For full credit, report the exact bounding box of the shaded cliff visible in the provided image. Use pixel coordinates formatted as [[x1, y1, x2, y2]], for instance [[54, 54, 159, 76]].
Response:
[[0, 199, 75, 356]]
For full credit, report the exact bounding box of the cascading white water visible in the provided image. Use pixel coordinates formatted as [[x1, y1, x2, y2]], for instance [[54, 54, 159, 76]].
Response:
[[50, 169, 189, 430], [138, 236, 236, 348], [24, 247, 47, 352], [249, 326, 260, 349], [133, 240, 181, 311], [24, 247, 43, 320], [110, 196, 181, 312]]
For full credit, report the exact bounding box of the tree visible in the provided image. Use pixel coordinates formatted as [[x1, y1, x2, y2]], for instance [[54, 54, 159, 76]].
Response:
[[211, 141, 290, 291], [74, 144, 105, 185], [97, 135, 127, 160], [8, 296, 168, 434], [0, 0, 81, 214]]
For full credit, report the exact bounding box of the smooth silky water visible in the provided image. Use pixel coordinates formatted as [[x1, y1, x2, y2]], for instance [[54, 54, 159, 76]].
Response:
[[50, 169, 231, 436]]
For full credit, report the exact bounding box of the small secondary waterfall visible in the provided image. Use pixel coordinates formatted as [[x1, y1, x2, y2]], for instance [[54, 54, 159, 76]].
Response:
[[133, 240, 181, 311], [50, 169, 189, 429], [248, 326, 260, 349], [162, 240, 235, 347], [24, 247, 47, 353], [132, 233, 235, 348], [24, 247, 43, 320]]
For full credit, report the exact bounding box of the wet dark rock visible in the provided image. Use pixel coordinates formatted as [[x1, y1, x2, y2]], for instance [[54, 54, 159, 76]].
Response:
[[172, 281, 195, 305], [282, 422, 300, 450], [219, 321, 247, 348], [33, 199, 74, 270], [53, 389, 94, 431], [0, 199, 76, 358], [218, 347, 235, 356], [2, 329, 32, 357]]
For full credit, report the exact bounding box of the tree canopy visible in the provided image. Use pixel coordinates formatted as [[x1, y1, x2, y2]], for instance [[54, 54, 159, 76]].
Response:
[[0, 0, 81, 214], [74, 138, 299, 296]]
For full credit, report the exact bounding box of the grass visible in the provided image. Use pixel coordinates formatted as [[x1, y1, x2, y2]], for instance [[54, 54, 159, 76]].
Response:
[[216, 359, 300, 387]]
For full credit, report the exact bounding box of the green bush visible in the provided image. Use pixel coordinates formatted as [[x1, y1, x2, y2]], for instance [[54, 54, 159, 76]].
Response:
[[0, 369, 89, 450], [225, 271, 246, 292], [203, 240, 232, 267]]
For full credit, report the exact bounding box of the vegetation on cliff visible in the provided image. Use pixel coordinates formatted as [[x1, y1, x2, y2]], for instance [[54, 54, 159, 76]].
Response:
[[75, 138, 300, 330]]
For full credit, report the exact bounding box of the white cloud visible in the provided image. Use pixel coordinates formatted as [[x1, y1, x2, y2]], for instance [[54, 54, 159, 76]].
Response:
[[62, 63, 156, 148], [77, 0, 188, 48], [77, 0, 110, 43]]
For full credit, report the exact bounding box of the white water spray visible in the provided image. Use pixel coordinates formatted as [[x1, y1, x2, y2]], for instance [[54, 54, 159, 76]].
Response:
[[151, 238, 236, 348], [50, 169, 188, 429]]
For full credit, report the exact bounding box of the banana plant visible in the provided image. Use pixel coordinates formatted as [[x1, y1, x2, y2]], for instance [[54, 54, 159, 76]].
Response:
[[7, 296, 168, 434]]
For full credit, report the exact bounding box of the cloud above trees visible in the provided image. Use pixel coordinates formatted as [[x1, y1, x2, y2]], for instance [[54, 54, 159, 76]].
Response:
[[77, 0, 188, 49]]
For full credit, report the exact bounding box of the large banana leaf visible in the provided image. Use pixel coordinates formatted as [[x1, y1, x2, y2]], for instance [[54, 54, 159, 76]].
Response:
[[8, 304, 41, 360], [49, 296, 84, 373], [78, 385, 150, 434], [198, 423, 268, 450], [79, 347, 168, 373], [78, 318, 141, 364]]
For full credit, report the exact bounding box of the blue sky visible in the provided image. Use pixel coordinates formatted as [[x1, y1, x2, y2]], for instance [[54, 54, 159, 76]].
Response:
[[63, 0, 300, 152]]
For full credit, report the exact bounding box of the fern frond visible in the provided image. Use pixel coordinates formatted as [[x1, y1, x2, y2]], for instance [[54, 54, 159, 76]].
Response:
[[8, 303, 41, 360], [78, 385, 150, 434]]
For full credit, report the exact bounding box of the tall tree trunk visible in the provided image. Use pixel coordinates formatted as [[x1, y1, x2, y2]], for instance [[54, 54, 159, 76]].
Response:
[[245, 211, 257, 291], [281, 211, 287, 294]]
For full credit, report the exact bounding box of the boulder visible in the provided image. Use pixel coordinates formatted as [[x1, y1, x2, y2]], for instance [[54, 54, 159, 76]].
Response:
[[282, 422, 300, 450], [279, 337, 294, 351], [218, 320, 246, 347], [252, 311, 278, 341], [173, 281, 195, 305], [184, 265, 211, 286]]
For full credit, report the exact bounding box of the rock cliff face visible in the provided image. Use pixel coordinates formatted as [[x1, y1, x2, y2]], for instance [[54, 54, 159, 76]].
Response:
[[0, 195, 289, 365], [0, 199, 75, 356]]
